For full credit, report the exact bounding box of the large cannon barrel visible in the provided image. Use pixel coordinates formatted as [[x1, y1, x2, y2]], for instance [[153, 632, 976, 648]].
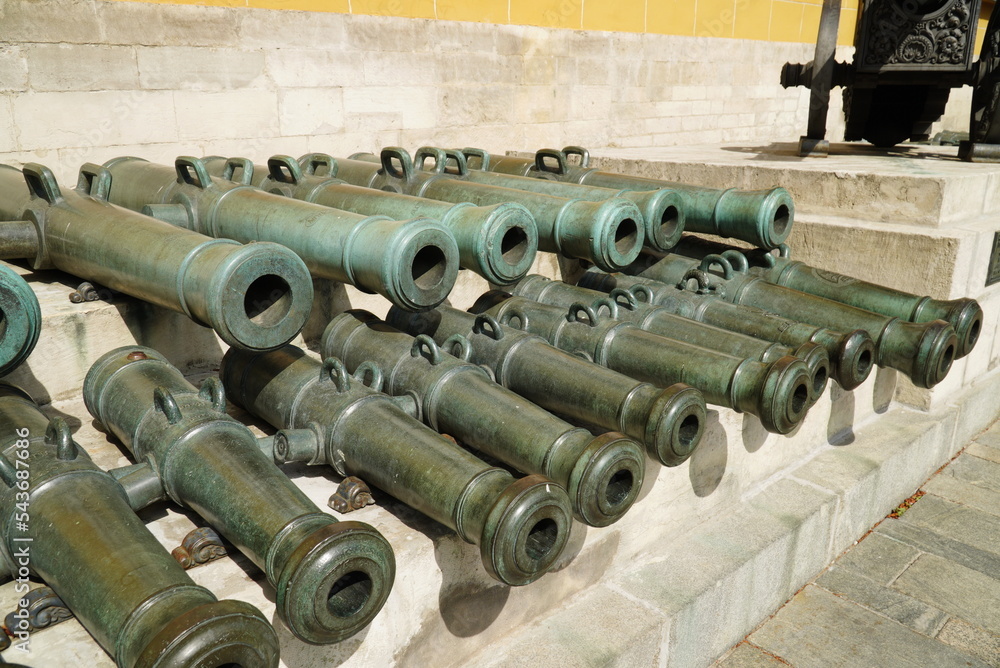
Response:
[[332, 148, 645, 272], [0, 163, 312, 352], [512, 274, 830, 404], [668, 235, 984, 360], [464, 146, 794, 249], [0, 263, 40, 377], [638, 253, 958, 389], [204, 154, 538, 286], [83, 347, 395, 645], [472, 292, 814, 435], [221, 345, 573, 586], [386, 304, 706, 467], [0, 385, 280, 668], [320, 310, 645, 527], [395, 147, 684, 251], [577, 269, 876, 391], [102, 156, 460, 312]]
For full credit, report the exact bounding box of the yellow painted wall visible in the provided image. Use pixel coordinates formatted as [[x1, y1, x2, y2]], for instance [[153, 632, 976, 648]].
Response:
[[108, 0, 995, 49]]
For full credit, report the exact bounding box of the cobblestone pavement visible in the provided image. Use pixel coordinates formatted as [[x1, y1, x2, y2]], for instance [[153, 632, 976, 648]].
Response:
[[715, 420, 1000, 668]]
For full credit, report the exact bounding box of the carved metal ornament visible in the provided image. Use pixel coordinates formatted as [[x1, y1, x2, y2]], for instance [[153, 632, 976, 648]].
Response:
[[857, 0, 976, 71]]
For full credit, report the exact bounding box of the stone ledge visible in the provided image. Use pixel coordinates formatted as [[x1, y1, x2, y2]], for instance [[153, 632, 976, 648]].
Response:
[[459, 369, 1000, 668]]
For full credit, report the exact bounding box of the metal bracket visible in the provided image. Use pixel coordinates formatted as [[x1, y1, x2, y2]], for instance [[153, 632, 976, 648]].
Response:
[[328, 476, 375, 513], [4, 587, 73, 637], [171, 526, 227, 569], [68, 281, 100, 303]]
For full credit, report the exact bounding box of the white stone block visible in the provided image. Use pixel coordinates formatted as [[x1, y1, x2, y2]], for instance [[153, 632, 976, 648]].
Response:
[[265, 48, 366, 89], [25, 44, 139, 92], [138, 47, 266, 90], [12, 90, 179, 153], [0, 0, 101, 44], [0, 97, 15, 153], [278, 87, 345, 137], [343, 86, 437, 130], [99, 1, 240, 47], [173, 89, 279, 142], [0, 46, 28, 93]]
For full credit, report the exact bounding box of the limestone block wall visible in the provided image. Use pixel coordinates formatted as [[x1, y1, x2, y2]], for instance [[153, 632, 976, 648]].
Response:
[[0, 0, 846, 186]]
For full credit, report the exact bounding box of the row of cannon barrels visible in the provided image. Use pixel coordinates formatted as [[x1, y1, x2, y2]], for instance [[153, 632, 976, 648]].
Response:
[[0, 146, 983, 668]]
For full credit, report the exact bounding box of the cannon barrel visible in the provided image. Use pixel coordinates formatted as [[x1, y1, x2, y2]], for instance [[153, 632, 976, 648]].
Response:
[[638, 253, 958, 389], [83, 347, 395, 644], [0, 163, 312, 352], [332, 148, 644, 272], [379, 147, 684, 251], [221, 345, 572, 586], [102, 156, 459, 312], [464, 146, 794, 249], [320, 311, 645, 527], [386, 304, 706, 467], [472, 292, 814, 435], [0, 385, 280, 668], [668, 235, 983, 360], [577, 269, 875, 391], [204, 154, 538, 286], [512, 274, 830, 404], [0, 263, 40, 377]]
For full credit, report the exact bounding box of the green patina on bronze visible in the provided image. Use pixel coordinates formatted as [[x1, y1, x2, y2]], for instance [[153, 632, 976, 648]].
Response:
[[320, 310, 644, 527], [385, 303, 706, 467], [0, 163, 312, 352], [0, 384, 280, 668], [83, 347, 395, 645], [471, 292, 814, 435], [101, 156, 459, 312], [332, 147, 645, 272], [0, 263, 40, 377], [220, 344, 573, 586], [669, 235, 983, 360], [468, 146, 794, 250], [577, 269, 875, 391], [636, 252, 958, 389], [406, 146, 685, 252], [513, 274, 830, 405], [202, 154, 538, 287]]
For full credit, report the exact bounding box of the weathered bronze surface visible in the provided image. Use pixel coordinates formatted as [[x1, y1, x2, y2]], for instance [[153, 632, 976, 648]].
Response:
[[0, 163, 312, 352], [101, 156, 459, 312], [636, 253, 958, 389], [84, 347, 395, 645], [471, 292, 814, 434], [202, 154, 538, 287], [669, 236, 983, 359], [321, 310, 645, 526], [406, 147, 685, 251], [512, 274, 830, 404], [464, 147, 794, 249], [578, 269, 875, 391], [385, 303, 706, 467], [331, 148, 645, 272], [221, 345, 573, 586], [0, 263, 40, 377], [0, 384, 280, 667]]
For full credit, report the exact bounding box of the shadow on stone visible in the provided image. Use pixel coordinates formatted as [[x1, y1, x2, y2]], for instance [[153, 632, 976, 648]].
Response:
[[827, 383, 856, 445], [873, 367, 897, 414], [741, 413, 769, 453], [689, 410, 727, 497]]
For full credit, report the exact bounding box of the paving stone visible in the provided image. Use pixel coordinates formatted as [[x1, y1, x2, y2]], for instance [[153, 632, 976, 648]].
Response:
[[896, 494, 1000, 563], [836, 533, 921, 586], [877, 519, 1000, 581], [894, 554, 1000, 635], [714, 642, 790, 667], [974, 421, 1000, 450], [968, 443, 1000, 465], [749, 585, 991, 668], [947, 453, 1000, 493], [937, 618, 1000, 668], [816, 566, 949, 637], [924, 475, 1000, 519]]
